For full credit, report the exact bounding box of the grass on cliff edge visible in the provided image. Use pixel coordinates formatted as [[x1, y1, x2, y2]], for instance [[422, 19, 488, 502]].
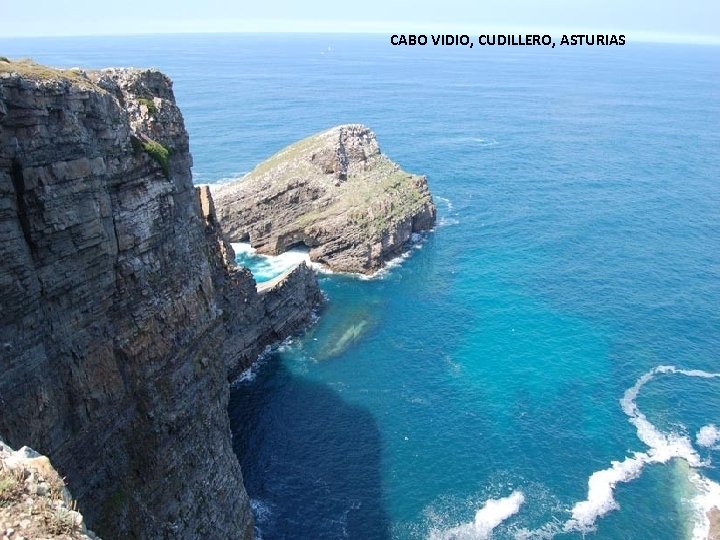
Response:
[[131, 136, 171, 178], [1, 462, 86, 536], [0, 468, 20, 502], [250, 130, 332, 178], [287, 164, 429, 239], [0, 57, 94, 85], [238, 128, 431, 238]]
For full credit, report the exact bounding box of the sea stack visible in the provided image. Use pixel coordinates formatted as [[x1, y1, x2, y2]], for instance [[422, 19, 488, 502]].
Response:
[[212, 124, 436, 274]]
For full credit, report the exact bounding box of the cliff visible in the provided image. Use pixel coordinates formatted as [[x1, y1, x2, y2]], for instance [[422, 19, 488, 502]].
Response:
[[0, 59, 321, 539], [196, 185, 323, 380], [0, 441, 100, 540], [211, 124, 436, 274]]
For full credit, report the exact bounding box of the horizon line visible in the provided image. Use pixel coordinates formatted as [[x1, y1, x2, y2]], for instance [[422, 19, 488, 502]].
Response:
[[1, 26, 720, 46]]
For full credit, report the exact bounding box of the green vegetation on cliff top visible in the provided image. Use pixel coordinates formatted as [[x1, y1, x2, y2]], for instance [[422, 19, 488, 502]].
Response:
[[244, 128, 430, 239], [0, 57, 95, 85]]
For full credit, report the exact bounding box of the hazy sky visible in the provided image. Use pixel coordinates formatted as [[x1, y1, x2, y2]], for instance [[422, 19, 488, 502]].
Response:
[[4, 0, 720, 43]]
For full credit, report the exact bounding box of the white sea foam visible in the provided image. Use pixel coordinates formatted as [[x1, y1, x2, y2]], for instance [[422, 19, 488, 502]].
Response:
[[472, 491, 525, 536], [425, 366, 720, 539], [435, 196, 454, 212], [357, 232, 429, 280], [232, 345, 271, 384], [564, 452, 650, 532], [430, 491, 525, 540], [250, 499, 273, 523], [233, 237, 429, 282], [231, 242, 326, 280], [369, 249, 414, 280], [250, 499, 273, 540], [697, 425, 720, 449], [438, 216, 460, 228], [563, 365, 720, 535], [194, 173, 248, 186], [434, 196, 459, 227], [231, 336, 297, 385], [231, 242, 256, 256]]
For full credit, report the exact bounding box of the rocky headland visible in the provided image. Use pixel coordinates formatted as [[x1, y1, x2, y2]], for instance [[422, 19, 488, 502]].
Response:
[[212, 124, 436, 274], [0, 59, 321, 539]]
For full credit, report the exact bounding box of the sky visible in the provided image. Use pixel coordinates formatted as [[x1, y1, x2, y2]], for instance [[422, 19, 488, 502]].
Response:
[[3, 0, 720, 43]]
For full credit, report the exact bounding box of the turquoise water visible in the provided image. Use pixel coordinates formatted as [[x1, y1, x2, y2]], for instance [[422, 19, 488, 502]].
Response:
[[3, 35, 720, 539], [232, 242, 313, 284]]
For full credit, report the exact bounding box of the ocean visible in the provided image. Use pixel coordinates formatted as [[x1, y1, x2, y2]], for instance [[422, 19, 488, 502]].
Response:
[[2, 34, 719, 539]]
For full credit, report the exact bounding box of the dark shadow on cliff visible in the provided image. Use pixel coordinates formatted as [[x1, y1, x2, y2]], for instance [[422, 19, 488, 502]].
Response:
[[229, 354, 390, 540]]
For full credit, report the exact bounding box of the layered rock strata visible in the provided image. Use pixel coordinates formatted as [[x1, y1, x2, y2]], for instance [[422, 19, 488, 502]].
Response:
[[196, 185, 323, 380], [212, 124, 436, 274], [0, 60, 321, 539]]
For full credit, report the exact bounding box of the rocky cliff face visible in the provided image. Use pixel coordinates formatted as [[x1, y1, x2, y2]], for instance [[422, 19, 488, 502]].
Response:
[[196, 185, 324, 380], [0, 60, 321, 539], [218, 262, 323, 380], [212, 124, 436, 274]]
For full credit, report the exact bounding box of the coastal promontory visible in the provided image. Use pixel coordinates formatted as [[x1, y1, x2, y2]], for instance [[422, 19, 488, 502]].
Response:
[[0, 59, 321, 539], [212, 124, 436, 274]]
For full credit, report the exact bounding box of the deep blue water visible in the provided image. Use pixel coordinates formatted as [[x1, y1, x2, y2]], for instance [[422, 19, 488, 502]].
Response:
[[3, 34, 719, 539]]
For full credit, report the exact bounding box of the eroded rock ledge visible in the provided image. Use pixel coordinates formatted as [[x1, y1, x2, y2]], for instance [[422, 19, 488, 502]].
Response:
[[212, 124, 436, 274], [0, 59, 321, 539], [0, 441, 100, 540], [196, 185, 323, 380]]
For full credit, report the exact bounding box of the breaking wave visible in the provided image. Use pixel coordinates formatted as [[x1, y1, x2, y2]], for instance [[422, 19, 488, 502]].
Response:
[[564, 366, 720, 536], [452, 366, 720, 539], [429, 491, 525, 540], [233, 231, 428, 283], [697, 425, 720, 449], [232, 242, 328, 282]]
